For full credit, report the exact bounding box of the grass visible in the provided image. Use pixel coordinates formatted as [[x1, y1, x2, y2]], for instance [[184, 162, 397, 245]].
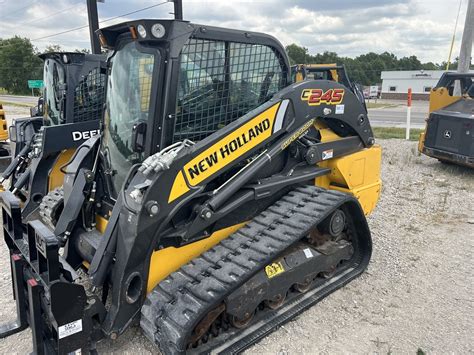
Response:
[[372, 127, 423, 141], [366, 102, 400, 109]]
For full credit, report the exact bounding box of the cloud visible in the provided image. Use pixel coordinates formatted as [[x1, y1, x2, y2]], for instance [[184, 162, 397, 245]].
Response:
[[0, 0, 468, 63]]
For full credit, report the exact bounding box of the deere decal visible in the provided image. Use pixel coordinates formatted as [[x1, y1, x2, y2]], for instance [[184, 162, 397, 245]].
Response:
[[301, 88, 345, 106]]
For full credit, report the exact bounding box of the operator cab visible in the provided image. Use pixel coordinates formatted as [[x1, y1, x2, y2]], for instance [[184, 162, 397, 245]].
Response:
[[40, 52, 107, 126], [98, 20, 290, 196]]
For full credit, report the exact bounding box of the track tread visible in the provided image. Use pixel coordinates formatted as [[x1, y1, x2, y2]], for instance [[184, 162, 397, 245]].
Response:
[[140, 186, 364, 354]]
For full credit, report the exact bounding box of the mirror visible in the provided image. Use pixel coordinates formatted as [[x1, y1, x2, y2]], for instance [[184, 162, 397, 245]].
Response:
[[132, 120, 147, 153], [30, 97, 44, 117]]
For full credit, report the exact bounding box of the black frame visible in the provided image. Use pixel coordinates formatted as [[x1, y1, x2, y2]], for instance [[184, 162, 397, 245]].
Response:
[[99, 20, 290, 155], [39, 52, 107, 125]]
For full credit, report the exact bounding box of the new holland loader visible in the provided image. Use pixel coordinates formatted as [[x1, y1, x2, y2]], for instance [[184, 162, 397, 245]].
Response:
[[0, 52, 106, 220], [0, 17, 382, 354], [419, 71, 474, 168]]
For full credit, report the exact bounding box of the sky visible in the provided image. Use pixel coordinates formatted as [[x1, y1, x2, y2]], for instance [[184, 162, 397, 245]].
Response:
[[0, 0, 471, 64]]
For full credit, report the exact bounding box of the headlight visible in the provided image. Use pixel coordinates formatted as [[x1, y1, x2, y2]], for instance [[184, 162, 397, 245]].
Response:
[[137, 24, 147, 38], [151, 23, 166, 38], [62, 54, 69, 64]]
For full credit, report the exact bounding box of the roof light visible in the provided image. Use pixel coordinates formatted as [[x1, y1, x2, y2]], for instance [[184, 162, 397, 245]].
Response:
[[151, 23, 166, 38], [137, 24, 147, 38]]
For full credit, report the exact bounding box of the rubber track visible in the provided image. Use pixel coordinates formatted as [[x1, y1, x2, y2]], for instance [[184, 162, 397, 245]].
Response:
[[141, 186, 354, 354]]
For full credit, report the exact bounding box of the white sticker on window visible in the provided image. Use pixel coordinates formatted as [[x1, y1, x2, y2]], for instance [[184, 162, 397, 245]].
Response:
[[335, 104, 345, 114], [303, 248, 313, 258], [58, 319, 83, 339], [322, 149, 334, 160]]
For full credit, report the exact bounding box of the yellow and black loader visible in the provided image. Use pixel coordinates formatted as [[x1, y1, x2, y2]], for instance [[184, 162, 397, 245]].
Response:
[[419, 71, 474, 168], [0, 13, 381, 355], [0, 52, 106, 220]]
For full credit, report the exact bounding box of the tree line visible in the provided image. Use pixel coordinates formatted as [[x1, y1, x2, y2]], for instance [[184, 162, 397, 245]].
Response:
[[0, 36, 471, 94], [0, 36, 89, 95], [285, 43, 470, 86]]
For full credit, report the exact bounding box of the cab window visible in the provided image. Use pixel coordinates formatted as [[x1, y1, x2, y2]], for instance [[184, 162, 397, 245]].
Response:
[[173, 39, 286, 143]]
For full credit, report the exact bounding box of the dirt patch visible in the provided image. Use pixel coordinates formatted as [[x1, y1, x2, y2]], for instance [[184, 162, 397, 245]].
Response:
[[0, 139, 472, 354]]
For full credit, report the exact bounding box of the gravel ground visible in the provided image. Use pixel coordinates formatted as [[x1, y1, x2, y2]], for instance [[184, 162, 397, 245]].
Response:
[[0, 138, 473, 354]]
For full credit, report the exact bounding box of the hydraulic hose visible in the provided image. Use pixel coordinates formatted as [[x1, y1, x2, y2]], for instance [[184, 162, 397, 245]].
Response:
[[0, 143, 31, 183]]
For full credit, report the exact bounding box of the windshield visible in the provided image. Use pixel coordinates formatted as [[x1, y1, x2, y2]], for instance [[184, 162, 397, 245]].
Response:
[[43, 59, 65, 125], [104, 41, 156, 193]]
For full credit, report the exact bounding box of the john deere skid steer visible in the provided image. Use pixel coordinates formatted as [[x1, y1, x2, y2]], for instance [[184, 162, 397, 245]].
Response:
[[0, 18, 381, 354], [419, 72, 474, 168], [0, 52, 106, 219]]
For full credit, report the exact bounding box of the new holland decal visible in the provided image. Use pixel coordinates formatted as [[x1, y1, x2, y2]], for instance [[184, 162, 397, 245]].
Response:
[[301, 88, 345, 106], [168, 102, 285, 203]]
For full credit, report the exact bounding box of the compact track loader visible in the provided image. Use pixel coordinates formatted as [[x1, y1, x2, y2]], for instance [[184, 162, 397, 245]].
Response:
[[419, 72, 474, 168], [0, 19, 381, 354], [0, 52, 106, 218]]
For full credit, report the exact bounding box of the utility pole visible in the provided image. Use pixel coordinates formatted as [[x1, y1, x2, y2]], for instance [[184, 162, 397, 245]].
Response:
[[457, 0, 473, 74], [87, 0, 101, 54], [173, 0, 183, 20]]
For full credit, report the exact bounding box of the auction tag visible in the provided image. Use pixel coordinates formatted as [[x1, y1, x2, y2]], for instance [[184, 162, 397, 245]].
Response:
[[265, 262, 285, 279], [322, 149, 334, 160], [303, 248, 313, 258], [58, 319, 83, 339], [335, 104, 345, 114]]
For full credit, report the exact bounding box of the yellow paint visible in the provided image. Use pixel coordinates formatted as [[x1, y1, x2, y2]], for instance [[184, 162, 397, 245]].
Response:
[[294, 64, 305, 82], [315, 145, 382, 216], [48, 149, 75, 191], [265, 262, 285, 279], [418, 131, 426, 153], [169, 103, 281, 203], [168, 171, 189, 203], [0, 104, 8, 141], [138, 57, 154, 112], [147, 222, 246, 293], [183, 102, 279, 186], [314, 120, 343, 142], [294, 63, 340, 83], [428, 87, 460, 114], [306, 63, 339, 82], [95, 215, 109, 234]]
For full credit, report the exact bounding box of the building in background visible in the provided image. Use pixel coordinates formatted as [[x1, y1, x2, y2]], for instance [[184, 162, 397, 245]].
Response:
[[381, 70, 462, 100]]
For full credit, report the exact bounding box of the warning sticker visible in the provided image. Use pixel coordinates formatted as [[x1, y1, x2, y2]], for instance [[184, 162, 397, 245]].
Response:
[[265, 262, 285, 279], [322, 149, 334, 160], [335, 104, 345, 114], [58, 319, 83, 339], [303, 248, 313, 258]]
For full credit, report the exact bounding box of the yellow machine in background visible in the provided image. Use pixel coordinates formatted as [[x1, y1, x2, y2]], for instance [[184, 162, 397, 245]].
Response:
[[419, 72, 474, 167], [292, 63, 340, 83], [0, 104, 11, 180]]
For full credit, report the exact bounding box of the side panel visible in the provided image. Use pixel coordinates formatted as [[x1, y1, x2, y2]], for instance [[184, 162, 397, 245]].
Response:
[[428, 87, 460, 114], [316, 145, 382, 215]]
